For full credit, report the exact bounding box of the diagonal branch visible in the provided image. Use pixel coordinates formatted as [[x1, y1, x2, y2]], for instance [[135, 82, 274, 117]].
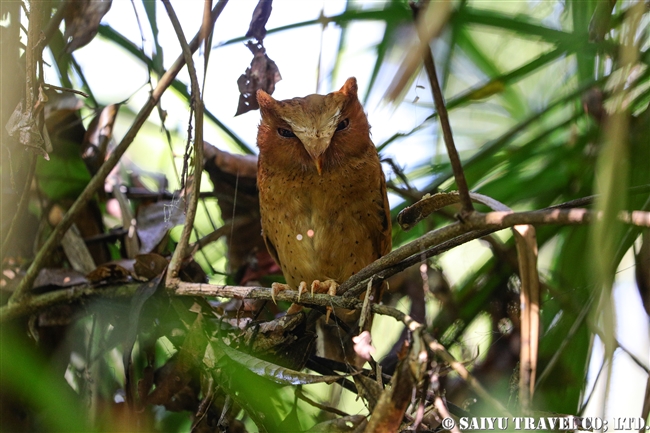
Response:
[[9, 1, 229, 303], [161, 0, 204, 281], [339, 206, 650, 298], [412, 2, 474, 215]]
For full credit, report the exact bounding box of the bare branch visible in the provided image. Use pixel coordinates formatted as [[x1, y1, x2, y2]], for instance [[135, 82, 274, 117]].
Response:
[[412, 2, 473, 215], [42, 83, 90, 98], [162, 0, 205, 281], [341, 206, 650, 298]]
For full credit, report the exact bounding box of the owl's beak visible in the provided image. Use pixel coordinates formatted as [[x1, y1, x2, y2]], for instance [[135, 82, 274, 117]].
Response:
[[301, 137, 330, 175], [315, 156, 324, 175]]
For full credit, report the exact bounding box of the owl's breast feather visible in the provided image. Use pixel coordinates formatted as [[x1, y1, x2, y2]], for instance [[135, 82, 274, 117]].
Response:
[[258, 153, 385, 287]]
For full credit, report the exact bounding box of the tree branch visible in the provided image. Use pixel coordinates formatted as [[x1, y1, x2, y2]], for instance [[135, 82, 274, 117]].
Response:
[[162, 0, 204, 281], [340, 206, 650, 298], [412, 2, 474, 215]]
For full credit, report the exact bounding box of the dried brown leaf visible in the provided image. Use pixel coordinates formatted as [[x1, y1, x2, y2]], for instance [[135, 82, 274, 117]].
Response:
[[636, 231, 650, 316], [43, 90, 86, 148], [63, 0, 113, 53], [235, 41, 281, 116], [61, 223, 96, 274]]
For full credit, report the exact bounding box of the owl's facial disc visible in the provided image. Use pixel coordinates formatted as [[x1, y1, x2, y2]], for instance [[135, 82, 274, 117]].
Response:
[[281, 108, 341, 175], [259, 86, 354, 175]]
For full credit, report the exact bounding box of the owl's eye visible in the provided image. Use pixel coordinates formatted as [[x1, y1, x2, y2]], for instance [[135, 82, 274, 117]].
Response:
[[278, 128, 296, 138], [336, 118, 349, 131]]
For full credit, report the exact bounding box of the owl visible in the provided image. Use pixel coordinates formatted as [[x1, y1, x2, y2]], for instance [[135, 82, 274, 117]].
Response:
[[256, 78, 391, 359]]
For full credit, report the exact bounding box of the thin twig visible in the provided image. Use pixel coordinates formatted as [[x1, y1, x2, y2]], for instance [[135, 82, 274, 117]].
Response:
[[9, 1, 229, 303], [161, 0, 205, 281], [42, 83, 90, 98], [395, 314, 512, 418], [411, 2, 473, 215], [427, 337, 512, 417]]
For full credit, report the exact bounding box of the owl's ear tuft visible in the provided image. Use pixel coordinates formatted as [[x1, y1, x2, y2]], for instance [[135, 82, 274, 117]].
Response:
[[257, 90, 277, 114], [339, 77, 358, 97]]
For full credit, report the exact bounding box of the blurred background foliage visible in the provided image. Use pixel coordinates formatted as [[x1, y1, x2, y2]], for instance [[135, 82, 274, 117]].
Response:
[[1, 0, 649, 431]]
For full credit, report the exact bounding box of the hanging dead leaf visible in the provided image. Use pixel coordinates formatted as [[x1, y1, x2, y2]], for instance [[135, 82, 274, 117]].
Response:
[[43, 89, 87, 156], [636, 231, 650, 316], [44, 89, 84, 125], [63, 0, 113, 53], [235, 41, 281, 116], [245, 0, 273, 41]]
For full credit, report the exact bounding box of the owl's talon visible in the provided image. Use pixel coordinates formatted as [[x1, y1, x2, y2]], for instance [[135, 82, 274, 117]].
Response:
[[325, 283, 338, 324], [310, 280, 320, 298], [297, 281, 307, 302], [325, 308, 332, 324], [271, 282, 290, 305]]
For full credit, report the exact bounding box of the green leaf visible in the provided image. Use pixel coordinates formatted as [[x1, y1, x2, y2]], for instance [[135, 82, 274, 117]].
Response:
[[36, 153, 92, 201]]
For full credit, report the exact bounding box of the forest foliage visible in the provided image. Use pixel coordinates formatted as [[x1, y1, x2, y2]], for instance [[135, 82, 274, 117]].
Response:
[[1, 0, 650, 432]]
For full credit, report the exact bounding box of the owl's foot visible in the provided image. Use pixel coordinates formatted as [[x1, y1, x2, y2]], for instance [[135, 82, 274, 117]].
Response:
[[310, 280, 339, 323], [271, 281, 308, 313]]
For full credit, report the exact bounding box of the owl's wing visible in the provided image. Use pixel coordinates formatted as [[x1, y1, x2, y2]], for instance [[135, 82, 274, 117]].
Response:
[[263, 233, 282, 269], [378, 171, 392, 257]]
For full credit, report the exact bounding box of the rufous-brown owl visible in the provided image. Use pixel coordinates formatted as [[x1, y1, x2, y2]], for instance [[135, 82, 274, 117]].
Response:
[[256, 77, 391, 362]]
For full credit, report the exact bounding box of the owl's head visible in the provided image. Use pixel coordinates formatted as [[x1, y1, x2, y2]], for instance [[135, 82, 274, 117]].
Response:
[[256, 77, 371, 175]]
